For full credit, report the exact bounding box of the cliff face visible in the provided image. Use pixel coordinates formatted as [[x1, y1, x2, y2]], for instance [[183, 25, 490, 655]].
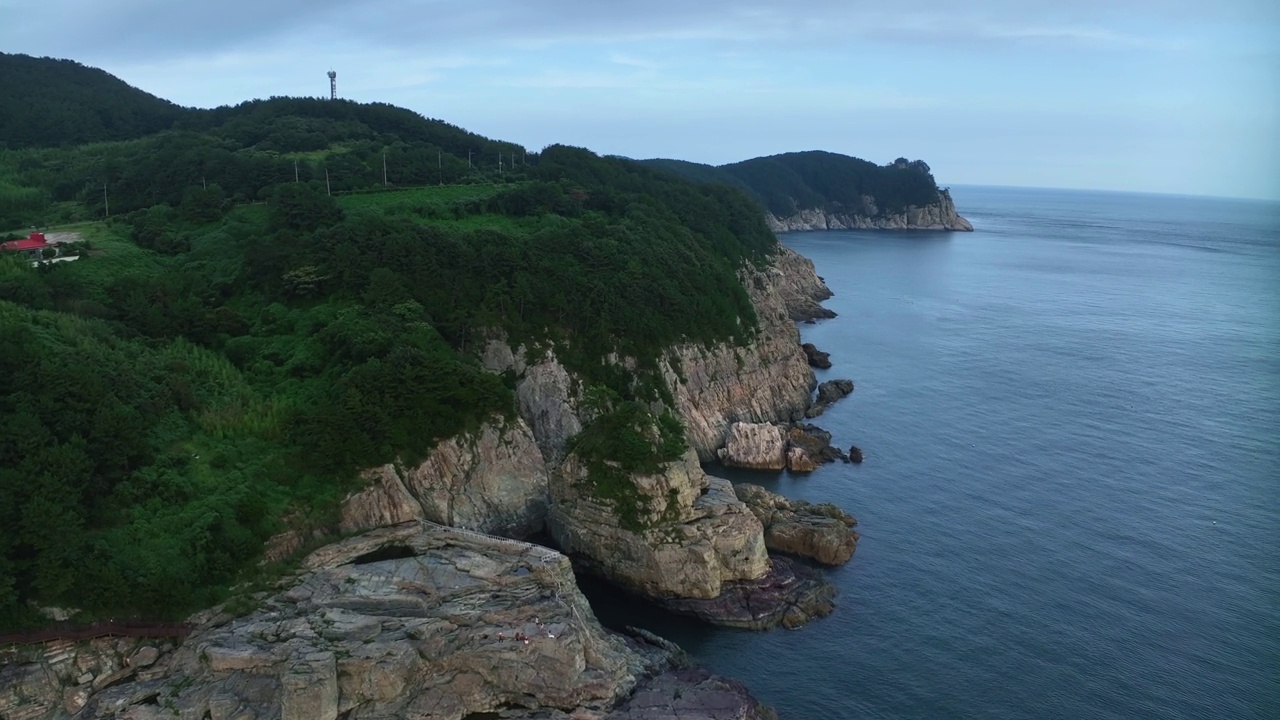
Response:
[[341, 417, 549, 539], [766, 189, 973, 232], [664, 246, 825, 461]]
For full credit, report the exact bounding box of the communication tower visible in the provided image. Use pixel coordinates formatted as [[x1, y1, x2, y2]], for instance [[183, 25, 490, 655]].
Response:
[[328, 70, 337, 100]]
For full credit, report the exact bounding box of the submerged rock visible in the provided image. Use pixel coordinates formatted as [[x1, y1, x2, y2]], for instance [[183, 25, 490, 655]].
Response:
[[786, 423, 848, 464], [657, 556, 835, 630], [610, 668, 778, 720], [806, 379, 854, 418], [733, 483, 859, 566]]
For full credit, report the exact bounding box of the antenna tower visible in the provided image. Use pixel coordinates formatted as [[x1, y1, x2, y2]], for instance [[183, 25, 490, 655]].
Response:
[[327, 70, 337, 100]]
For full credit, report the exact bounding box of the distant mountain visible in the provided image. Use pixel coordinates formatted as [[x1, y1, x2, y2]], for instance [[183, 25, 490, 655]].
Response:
[[643, 151, 972, 231], [0, 53, 189, 149]]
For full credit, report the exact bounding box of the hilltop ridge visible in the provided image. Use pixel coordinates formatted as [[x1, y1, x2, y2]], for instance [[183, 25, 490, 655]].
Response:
[[645, 151, 973, 231]]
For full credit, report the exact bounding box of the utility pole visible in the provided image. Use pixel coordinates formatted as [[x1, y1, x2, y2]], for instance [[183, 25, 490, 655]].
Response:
[[499, 152, 503, 175], [468, 150, 472, 169], [294, 160, 299, 183], [325, 168, 331, 196], [383, 153, 388, 186], [103, 183, 109, 218], [437, 150, 442, 185]]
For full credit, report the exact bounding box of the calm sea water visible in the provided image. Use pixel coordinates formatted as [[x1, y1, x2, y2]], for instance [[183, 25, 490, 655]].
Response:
[[583, 186, 1280, 719]]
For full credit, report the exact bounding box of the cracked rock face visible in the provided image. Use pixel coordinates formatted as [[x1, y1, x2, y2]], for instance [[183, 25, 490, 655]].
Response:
[[549, 451, 770, 603], [341, 417, 550, 539], [663, 248, 822, 462], [733, 483, 858, 566], [71, 524, 650, 720]]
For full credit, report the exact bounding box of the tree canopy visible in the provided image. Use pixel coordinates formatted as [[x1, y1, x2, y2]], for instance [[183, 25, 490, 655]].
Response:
[[643, 150, 943, 217]]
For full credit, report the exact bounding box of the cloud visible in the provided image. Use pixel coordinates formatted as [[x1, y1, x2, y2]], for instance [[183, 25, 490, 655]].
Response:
[[3, 0, 1273, 63]]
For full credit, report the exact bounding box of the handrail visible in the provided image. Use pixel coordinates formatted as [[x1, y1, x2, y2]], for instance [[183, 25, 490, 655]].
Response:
[[0, 621, 191, 647]]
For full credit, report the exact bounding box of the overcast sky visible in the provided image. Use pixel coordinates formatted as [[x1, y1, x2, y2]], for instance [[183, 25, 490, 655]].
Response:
[[3, 0, 1277, 199]]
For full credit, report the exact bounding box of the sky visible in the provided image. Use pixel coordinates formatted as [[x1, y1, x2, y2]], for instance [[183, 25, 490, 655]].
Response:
[[3, 0, 1278, 199]]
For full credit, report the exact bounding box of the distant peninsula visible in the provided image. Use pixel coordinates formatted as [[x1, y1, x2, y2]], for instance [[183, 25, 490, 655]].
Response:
[[643, 151, 973, 232]]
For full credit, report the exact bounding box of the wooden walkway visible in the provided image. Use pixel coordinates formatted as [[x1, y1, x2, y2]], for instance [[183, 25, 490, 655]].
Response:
[[0, 621, 191, 647]]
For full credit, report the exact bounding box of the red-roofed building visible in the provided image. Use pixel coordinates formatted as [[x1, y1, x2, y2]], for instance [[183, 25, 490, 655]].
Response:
[[1, 231, 53, 260]]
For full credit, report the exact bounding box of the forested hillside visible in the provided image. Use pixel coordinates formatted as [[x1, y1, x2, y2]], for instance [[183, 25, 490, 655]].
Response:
[[0, 52, 777, 631], [0, 53, 187, 149], [644, 150, 942, 218]]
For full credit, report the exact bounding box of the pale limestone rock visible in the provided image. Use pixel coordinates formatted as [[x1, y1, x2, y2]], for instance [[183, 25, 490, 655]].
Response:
[[734, 483, 858, 566], [717, 422, 787, 471], [341, 416, 549, 538], [786, 447, 817, 473], [549, 451, 769, 601], [765, 188, 973, 232]]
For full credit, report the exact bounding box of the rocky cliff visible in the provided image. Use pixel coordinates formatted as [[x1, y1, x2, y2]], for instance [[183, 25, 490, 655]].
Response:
[[663, 246, 828, 461], [766, 188, 973, 232], [341, 417, 549, 539], [549, 450, 769, 601], [1, 523, 774, 720], [334, 243, 837, 629]]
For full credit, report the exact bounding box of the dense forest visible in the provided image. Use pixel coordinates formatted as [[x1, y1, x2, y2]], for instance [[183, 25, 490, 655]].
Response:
[[644, 150, 943, 218], [0, 56, 778, 630], [0, 53, 187, 149]]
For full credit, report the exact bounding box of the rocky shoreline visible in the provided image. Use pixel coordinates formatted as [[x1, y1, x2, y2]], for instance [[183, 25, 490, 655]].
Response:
[[766, 188, 974, 232], [1, 243, 858, 719]]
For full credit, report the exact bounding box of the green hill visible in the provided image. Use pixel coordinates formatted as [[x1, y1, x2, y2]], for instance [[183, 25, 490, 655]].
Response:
[[643, 150, 943, 218], [0, 58, 777, 630], [0, 53, 188, 149]]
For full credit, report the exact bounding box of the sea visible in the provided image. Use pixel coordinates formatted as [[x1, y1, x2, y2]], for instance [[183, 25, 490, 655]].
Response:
[[582, 186, 1280, 719]]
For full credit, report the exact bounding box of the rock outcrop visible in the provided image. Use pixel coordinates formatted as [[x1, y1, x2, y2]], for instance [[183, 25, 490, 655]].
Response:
[[768, 245, 835, 321], [716, 422, 787, 471], [801, 343, 832, 369], [734, 483, 859, 566], [806, 379, 855, 418], [341, 417, 549, 539], [0, 523, 770, 720], [766, 188, 973, 232], [786, 423, 848, 465], [549, 451, 770, 603], [1, 636, 180, 719], [612, 667, 778, 719]]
